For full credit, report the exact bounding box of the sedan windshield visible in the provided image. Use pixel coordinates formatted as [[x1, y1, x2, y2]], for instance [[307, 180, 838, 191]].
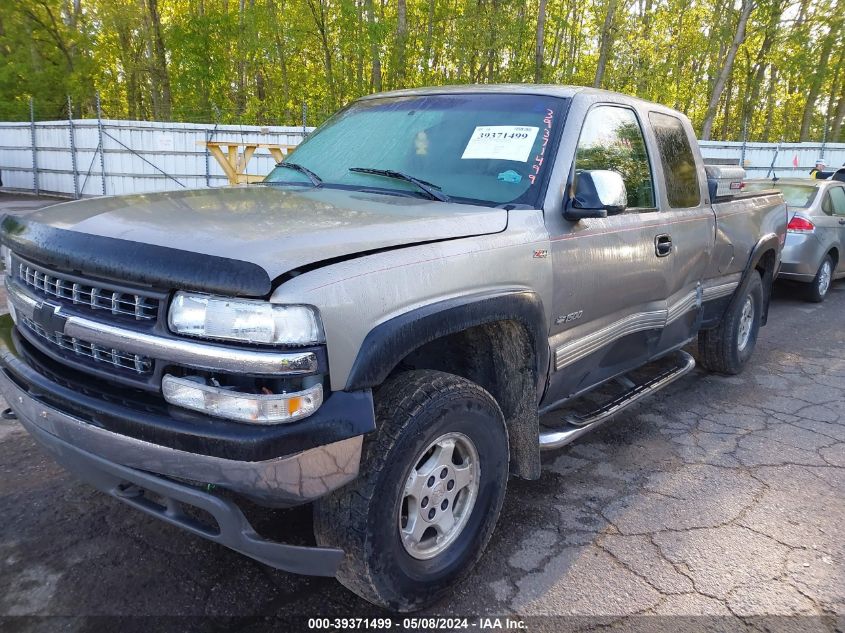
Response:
[[263, 93, 568, 207], [745, 182, 818, 208]]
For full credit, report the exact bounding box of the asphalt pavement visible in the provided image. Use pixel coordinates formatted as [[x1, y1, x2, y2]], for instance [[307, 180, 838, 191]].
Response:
[[0, 194, 842, 631]]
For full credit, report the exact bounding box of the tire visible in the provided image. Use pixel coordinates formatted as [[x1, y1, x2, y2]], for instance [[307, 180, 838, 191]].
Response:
[[805, 255, 833, 303], [313, 370, 509, 611], [698, 270, 764, 375]]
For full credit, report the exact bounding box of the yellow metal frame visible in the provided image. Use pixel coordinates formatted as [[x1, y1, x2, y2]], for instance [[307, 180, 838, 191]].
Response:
[[199, 142, 297, 185]]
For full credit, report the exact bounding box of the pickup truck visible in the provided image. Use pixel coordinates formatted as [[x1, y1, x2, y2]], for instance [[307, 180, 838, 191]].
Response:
[[0, 85, 786, 611]]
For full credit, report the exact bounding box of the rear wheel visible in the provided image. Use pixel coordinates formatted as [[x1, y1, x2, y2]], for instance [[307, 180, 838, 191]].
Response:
[[313, 370, 509, 611], [698, 270, 764, 375], [805, 255, 833, 303]]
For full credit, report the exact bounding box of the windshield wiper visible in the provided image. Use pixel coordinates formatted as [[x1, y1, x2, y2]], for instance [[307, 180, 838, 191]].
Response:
[[349, 167, 449, 202], [271, 162, 323, 187]]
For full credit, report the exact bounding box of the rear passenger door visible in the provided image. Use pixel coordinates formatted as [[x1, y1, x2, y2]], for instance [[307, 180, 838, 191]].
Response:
[[646, 111, 715, 353]]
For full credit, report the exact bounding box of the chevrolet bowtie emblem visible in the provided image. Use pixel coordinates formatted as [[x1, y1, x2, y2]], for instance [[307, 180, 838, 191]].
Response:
[[32, 301, 67, 335]]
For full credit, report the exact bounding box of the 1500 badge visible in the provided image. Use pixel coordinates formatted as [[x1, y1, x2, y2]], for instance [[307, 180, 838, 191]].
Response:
[[555, 310, 583, 325]]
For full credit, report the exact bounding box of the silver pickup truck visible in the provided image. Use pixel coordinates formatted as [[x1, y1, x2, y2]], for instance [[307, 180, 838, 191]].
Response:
[[0, 86, 786, 611]]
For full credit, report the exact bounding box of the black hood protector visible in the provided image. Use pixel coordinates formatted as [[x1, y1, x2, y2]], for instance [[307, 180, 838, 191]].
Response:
[[0, 215, 272, 297]]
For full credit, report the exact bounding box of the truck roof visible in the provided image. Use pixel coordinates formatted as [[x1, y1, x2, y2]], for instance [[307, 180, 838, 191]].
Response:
[[357, 83, 656, 105]]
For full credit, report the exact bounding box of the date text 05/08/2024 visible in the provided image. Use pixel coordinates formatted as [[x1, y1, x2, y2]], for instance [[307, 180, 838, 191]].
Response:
[[306, 617, 527, 630]]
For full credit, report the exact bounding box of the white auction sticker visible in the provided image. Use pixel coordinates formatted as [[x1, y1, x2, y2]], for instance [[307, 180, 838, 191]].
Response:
[[461, 126, 539, 162]]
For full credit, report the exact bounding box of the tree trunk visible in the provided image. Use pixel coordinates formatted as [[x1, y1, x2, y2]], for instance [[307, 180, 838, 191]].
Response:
[[593, 0, 618, 88], [567, 0, 583, 81], [720, 73, 733, 139], [762, 66, 778, 142], [423, 0, 436, 80], [700, 0, 754, 140], [831, 71, 845, 141], [799, 18, 842, 141], [306, 0, 336, 106], [824, 49, 844, 139], [535, 0, 547, 82], [744, 0, 782, 135], [392, 0, 408, 88], [145, 0, 172, 120], [237, 0, 246, 116], [634, 0, 653, 93], [364, 0, 381, 91]]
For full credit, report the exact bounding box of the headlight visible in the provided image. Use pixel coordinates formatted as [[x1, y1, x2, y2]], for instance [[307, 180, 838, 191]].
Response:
[[162, 375, 322, 424], [168, 292, 324, 346]]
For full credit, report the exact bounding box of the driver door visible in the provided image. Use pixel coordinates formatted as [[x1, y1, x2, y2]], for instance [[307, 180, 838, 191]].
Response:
[[544, 104, 672, 404]]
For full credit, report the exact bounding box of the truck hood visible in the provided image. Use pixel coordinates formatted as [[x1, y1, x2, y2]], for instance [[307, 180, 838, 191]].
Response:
[[28, 186, 508, 280]]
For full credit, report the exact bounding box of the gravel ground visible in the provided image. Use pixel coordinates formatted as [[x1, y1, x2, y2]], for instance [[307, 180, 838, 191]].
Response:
[[0, 194, 842, 631]]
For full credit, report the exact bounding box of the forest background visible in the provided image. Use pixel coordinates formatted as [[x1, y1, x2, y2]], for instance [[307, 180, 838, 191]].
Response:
[[0, 0, 842, 142]]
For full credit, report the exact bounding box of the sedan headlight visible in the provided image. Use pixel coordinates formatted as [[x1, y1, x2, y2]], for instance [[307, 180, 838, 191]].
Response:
[[168, 292, 324, 346]]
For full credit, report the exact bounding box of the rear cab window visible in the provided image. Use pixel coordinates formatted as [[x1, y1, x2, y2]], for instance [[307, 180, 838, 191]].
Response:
[[648, 112, 701, 208]]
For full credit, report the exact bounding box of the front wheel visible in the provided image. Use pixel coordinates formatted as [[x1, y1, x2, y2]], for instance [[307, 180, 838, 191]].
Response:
[[698, 270, 764, 375], [313, 370, 509, 611], [805, 255, 833, 303]]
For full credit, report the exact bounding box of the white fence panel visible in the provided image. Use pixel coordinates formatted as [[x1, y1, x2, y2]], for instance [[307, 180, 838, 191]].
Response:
[[699, 141, 845, 178], [1, 118, 844, 198], [0, 119, 312, 197]]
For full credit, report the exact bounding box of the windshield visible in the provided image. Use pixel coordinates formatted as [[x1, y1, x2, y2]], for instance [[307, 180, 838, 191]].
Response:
[[745, 182, 818, 208], [264, 93, 568, 207]]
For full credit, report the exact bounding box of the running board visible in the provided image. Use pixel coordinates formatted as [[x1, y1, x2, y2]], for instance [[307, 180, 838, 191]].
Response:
[[538, 351, 696, 451]]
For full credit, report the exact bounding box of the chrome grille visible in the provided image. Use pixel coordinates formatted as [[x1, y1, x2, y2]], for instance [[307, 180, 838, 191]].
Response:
[[15, 259, 159, 321], [19, 314, 153, 374]]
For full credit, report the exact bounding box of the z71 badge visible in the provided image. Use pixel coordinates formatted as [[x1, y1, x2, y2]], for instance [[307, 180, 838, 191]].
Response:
[[533, 249, 548, 259]]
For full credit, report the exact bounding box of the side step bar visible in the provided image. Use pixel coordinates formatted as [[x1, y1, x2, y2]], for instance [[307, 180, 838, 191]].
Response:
[[539, 351, 696, 451]]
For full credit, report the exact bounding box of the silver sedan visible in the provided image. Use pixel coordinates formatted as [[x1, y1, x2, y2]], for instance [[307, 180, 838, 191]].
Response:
[[746, 178, 845, 302]]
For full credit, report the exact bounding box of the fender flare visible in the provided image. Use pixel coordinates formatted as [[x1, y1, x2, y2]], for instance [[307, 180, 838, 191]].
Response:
[[738, 233, 781, 325], [344, 289, 549, 398]]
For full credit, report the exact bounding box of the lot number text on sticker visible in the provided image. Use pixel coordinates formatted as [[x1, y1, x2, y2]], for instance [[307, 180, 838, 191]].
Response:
[[461, 126, 539, 162]]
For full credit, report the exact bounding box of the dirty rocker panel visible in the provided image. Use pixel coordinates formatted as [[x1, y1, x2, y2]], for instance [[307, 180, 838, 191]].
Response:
[[543, 276, 739, 407]]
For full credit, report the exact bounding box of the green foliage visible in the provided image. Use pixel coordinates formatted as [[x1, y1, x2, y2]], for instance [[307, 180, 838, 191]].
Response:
[[0, 0, 843, 141]]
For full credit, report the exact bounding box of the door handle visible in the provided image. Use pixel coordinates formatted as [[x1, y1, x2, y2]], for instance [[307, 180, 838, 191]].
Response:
[[838, 219, 845, 225], [655, 234, 673, 257]]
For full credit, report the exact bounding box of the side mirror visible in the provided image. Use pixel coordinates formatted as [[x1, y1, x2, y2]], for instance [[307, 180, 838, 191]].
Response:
[[564, 169, 627, 220]]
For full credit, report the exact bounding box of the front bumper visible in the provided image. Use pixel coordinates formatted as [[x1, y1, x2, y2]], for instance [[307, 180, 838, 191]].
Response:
[[16, 414, 346, 576], [0, 315, 376, 576]]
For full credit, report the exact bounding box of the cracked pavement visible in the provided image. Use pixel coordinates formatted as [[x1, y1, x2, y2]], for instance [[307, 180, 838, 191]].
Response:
[[0, 195, 842, 628]]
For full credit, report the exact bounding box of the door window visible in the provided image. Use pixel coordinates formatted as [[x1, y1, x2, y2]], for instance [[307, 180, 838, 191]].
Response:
[[574, 106, 655, 209], [649, 112, 701, 208], [828, 187, 845, 215]]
